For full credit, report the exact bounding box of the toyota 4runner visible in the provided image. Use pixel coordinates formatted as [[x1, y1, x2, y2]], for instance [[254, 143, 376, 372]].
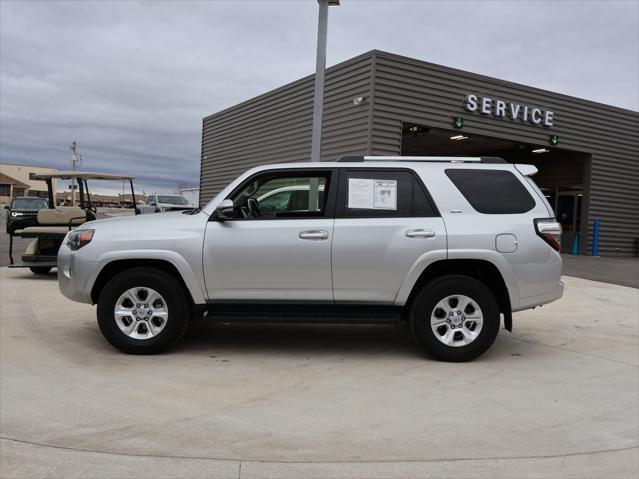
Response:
[[58, 156, 563, 361]]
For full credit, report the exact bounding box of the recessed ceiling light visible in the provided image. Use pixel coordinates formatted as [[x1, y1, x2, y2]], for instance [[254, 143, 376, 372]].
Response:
[[450, 135, 468, 141], [532, 148, 550, 154]]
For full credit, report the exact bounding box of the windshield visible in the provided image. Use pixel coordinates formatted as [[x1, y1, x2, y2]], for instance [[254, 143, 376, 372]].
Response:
[[12, 198, 48, 210], [158, 195, 189, 205]]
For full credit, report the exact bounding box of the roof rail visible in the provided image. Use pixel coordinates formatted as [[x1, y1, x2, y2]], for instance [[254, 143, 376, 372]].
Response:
[[336, 155, 506, 164]]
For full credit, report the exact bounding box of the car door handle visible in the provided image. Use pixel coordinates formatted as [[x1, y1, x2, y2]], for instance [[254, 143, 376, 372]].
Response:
[[405, 229, 436, 238], [299, 230, 329, 240]]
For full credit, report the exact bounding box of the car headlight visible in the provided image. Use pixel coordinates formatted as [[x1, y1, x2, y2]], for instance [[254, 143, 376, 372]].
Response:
[[68, 229, 95, 250], [10, 212, 22, 217]]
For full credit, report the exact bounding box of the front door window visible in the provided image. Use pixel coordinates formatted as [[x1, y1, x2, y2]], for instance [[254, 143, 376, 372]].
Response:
[[230, 173, 329, 219]]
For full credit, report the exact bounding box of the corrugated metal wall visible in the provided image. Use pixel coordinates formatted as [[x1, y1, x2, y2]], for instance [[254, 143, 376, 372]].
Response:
[[200, 50, 639, 256], [200, 53, 374, 202], [369, 51, 639, 256]]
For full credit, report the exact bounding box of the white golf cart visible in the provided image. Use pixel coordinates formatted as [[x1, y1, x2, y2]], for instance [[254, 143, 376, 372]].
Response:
[[8, 171, 138, 275]]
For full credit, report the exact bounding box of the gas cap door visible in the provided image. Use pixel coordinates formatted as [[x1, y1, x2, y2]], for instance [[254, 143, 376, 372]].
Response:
[[496, 234, 518, 253]]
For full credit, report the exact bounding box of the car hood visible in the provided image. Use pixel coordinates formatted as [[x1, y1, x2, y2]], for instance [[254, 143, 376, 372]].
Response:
[[82, 210, 201, 229]]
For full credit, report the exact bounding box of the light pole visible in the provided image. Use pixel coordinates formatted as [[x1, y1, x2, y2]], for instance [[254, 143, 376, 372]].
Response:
[[310, 0, 339, 163], [309, 0, 339, 210], [69, 141, 82, 206]]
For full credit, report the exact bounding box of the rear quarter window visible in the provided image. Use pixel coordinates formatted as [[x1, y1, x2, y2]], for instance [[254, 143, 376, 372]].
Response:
[[445, 169, 536, 214]]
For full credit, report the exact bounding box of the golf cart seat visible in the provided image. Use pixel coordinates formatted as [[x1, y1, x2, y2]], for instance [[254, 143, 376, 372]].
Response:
[[14, 207, 88, 236]]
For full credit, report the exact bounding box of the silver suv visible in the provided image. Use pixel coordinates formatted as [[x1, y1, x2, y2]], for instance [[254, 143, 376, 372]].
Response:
[[58, 156, 563, 361]]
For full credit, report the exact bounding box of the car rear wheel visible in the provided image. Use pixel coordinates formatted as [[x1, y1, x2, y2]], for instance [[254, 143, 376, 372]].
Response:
[[410, 275, 500, 362], [97, 267, 191, 354], [30, 267, 52, 275]]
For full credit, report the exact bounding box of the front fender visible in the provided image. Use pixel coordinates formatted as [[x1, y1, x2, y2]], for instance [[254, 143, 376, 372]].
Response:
[[90, 250, 207, 304]]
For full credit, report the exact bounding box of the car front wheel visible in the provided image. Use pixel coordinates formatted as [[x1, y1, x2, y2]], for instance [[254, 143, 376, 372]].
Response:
[[410, 275, 500, 362], [97, 267, 191, 354]]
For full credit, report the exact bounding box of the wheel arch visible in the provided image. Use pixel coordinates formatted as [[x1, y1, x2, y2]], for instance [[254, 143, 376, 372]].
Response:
[[402, 259, 513, 332], [90, 258, 204, 306]]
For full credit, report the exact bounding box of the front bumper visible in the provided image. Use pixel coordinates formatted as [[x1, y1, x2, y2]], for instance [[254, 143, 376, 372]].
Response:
[[57, 241, 95, 304], [6, 215, 38, 234]]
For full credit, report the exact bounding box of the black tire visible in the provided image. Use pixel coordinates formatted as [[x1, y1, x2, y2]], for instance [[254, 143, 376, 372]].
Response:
[[410, 275, 500, 362], [97, 267, 191, 354], [30, 267, 52, 275]]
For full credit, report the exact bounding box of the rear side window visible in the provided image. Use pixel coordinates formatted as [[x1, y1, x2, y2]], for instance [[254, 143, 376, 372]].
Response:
[[337, 169, 437, 218], [445, 169, 535, 214]]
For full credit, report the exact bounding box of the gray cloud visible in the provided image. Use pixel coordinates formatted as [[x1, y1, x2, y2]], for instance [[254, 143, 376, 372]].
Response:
[[1, 0, 637, 193]]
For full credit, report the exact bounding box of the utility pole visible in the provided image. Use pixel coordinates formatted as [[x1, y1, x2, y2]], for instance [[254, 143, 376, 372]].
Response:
[[69, 141, 82, 206]]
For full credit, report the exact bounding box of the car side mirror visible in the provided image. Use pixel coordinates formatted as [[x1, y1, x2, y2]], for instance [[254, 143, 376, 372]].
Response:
[[4, 205, 9, 210], [212, 199, 235, 221]]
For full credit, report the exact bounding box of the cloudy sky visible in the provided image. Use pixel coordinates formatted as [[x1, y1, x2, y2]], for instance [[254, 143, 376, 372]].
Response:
[[1, 0, 637, 194]]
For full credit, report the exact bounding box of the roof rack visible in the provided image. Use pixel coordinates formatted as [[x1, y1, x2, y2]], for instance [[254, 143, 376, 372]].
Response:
[[336, 155, 507, 164]]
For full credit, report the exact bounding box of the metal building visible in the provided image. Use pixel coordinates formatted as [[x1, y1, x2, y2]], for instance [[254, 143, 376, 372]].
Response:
[[201, 50, 639, 256]]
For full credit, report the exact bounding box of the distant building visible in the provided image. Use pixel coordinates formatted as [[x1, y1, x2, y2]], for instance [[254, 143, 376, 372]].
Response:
[[200, 50, 639, 256], [0, 173, 31, 204], [0, 163, 58, 204]]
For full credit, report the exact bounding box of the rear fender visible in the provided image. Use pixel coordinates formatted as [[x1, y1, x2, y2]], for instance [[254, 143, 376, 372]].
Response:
[[395, 250, 520, 314]]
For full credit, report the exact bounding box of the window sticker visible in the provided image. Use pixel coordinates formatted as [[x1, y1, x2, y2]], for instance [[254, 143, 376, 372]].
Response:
[[373, 179, 397, 210], [348, 178, 397, 210]]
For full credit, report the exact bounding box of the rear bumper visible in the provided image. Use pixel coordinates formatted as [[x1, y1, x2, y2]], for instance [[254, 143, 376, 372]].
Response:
[[514, 280, 564, 312]]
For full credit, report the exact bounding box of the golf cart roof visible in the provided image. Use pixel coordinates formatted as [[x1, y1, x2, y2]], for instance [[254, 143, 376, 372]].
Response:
[[31, 171, 135, 181]]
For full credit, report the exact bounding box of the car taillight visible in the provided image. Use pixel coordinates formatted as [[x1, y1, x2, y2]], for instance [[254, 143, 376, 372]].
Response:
[[534, 219, 562, 252]]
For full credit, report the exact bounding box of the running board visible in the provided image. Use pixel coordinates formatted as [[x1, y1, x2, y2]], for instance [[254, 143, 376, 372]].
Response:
[[205, 303, 405, 324]]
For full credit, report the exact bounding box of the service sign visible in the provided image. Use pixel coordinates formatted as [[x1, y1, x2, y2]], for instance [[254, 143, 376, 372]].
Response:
[[465, 94, 554, 128]]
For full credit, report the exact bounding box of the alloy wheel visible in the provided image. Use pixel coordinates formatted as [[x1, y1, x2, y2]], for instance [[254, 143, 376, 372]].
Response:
[[430, 294, 484, 347], [114, 287, 169, 340]]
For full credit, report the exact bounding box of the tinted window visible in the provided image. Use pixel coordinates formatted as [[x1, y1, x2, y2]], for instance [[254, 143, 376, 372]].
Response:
[[11, 198, 48, 210], [338, 170, 437, 218], [230, 171, 331, 219], [445, 169, 535, 214], [413, 178, 437, 217], [158, 195, 189, 205]]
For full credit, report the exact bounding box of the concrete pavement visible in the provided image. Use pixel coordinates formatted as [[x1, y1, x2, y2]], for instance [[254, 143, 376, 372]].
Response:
[[0, 267, 638, 478], [562, 254, 639, 289]]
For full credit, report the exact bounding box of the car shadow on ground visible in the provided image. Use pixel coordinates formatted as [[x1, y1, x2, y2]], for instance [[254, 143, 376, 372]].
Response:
[[176, 321, 425, 359]]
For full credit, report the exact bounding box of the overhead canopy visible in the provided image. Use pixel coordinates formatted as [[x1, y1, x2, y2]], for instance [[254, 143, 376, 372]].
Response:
[[31, 171, 135, 181]]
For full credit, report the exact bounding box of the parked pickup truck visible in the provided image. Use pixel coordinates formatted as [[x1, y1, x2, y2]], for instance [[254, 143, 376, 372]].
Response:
[[58, 156, 563, 361], [138, 194, 195, 214]]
